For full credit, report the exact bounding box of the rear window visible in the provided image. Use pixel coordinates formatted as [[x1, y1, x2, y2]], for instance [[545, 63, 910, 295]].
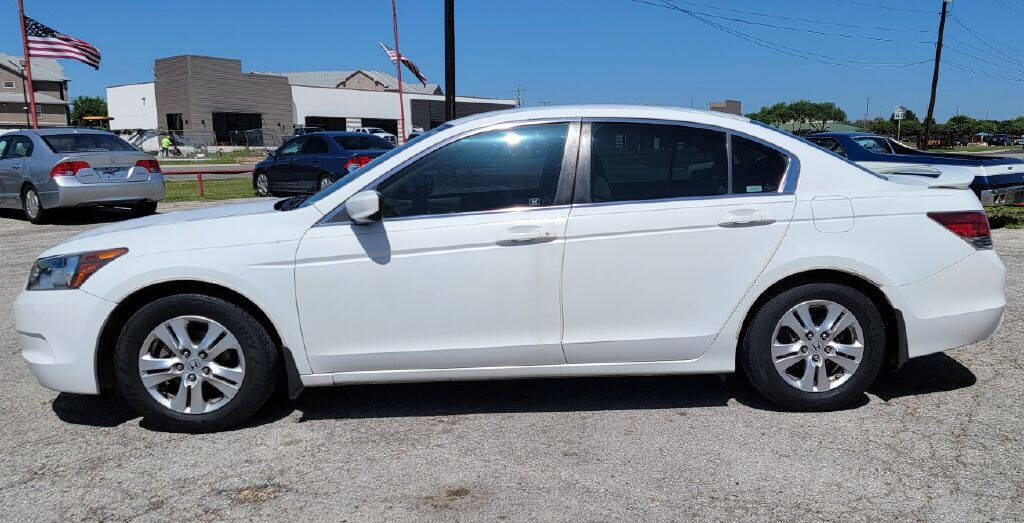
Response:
[[334, 135, 394, 151], [43, 133, 136, 153]]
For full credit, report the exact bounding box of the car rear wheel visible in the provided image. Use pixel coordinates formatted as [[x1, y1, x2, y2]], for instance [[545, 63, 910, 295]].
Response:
[[115, 294, 279, 432], [22, 186, 46, 224], [739, 283, 885, 411], [133, 201, 158, 217]]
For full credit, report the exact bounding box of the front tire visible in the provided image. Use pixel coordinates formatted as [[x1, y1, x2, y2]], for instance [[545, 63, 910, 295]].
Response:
[[22, 186, 46, 224], [114, 294, 279, 432], [739, 283, 885, 411], [132, 200, 158, 217], [254, 171, 270, 197], [318, 174, 333, 192]]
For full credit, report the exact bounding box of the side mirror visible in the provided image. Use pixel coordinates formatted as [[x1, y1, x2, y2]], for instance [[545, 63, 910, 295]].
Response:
[[347, 190, 381, 224], [267, 149, 278, 160]]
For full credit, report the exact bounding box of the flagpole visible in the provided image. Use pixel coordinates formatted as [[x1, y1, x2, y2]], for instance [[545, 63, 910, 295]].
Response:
[[391, 0, 406, 143], [17, 0, 39, 129]]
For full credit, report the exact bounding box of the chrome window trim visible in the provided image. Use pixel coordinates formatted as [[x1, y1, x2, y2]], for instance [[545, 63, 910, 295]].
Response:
[[320, 203, 575, 228], [575, 117, 800, 204], [317, 117, 582, 226]]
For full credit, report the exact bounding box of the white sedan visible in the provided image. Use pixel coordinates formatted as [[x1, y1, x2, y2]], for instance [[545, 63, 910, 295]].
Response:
[[15, 105, 1005, 432]]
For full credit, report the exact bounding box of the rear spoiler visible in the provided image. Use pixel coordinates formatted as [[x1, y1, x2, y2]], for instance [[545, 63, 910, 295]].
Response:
[[871, 164, 974, 190], [928, 170, 974, 189]]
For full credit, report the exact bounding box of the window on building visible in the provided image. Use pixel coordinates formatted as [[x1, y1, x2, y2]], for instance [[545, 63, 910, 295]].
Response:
[[377, 123, 569, 218], [1, 81, 14, 89], [731, 135, 789, 194], [589, 122, 728, 202], [35, 105, 42, 118]]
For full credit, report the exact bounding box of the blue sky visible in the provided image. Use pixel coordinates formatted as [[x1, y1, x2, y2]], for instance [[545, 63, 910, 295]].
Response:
[[3, 0, 1024, 121]]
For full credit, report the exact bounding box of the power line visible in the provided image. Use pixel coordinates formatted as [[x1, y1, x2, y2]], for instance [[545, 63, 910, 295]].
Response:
[[660, 0, 932, 33], [637, 0, 935, 44], [944, 42, 1024, 75], [827, 0, 933, 14], [949, 13, 1024, 61], [638, 1, 931, 68], [943, 59, 1024, 83], [991, 0, 1024, 15]]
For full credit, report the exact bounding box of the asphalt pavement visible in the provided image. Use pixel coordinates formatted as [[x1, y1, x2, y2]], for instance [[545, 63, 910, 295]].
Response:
[[0, 200, 1022, 520]]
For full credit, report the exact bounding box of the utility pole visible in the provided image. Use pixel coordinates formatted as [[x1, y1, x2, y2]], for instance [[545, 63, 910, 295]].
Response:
[[865, 97, 871, 122], [923, 0, 951, 148], [444, 0, 455, 121], [514, 86, 524, 108]]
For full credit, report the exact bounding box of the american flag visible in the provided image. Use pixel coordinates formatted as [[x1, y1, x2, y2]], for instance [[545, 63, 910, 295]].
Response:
[[24, 16, 101, 69], [378, 42, 428, 86]]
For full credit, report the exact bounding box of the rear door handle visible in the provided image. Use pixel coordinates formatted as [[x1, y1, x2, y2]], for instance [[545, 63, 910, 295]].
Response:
[[718, 209, 775, 228], [12, 164, 22, 170]]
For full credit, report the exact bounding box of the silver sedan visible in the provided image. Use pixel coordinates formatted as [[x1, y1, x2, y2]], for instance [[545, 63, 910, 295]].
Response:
[[0, 128, 164, 224]]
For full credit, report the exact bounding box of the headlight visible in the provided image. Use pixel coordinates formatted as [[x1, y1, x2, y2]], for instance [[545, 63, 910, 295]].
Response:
[[26, 248, 128, 291]]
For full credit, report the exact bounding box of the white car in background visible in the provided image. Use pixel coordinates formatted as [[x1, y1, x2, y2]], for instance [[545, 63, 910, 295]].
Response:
[[353, 127, 397, 144], [15, 105, 1005, 432]]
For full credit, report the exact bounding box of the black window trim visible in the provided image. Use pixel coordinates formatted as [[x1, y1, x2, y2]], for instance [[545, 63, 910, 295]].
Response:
[[573, 118, 800, 205], [318, 118, 582, 226]]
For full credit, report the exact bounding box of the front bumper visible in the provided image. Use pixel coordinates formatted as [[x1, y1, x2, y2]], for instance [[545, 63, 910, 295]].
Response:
[[39, 174, 165, 209], [883, 250, 1006, 359], [15, 288, 116, 395]]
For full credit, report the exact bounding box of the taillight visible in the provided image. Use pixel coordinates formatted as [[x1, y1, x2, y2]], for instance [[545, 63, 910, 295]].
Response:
[[49, 161, 90, 177], [343, 155, 373, 173], [135, 159, 161, 173], [928, 211, 993, 250]]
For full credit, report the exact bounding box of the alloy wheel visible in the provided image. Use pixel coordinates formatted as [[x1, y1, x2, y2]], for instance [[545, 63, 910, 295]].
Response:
[[255, 173, 269, 196], [137, 315, 246, 415], [770, 300, 864, 393], [24, 189, 40, 220], [319, 177, 332, 191]]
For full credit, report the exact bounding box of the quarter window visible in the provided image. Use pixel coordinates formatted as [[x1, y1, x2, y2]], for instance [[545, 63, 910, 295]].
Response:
[[589, 122, 728, 202], [731, 135, 789, 194], [377, 123, 569, 218]]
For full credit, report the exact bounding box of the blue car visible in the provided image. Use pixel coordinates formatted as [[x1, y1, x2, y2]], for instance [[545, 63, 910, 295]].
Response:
[[253, 132, 394, 197], [807, 132, 1024, 204]]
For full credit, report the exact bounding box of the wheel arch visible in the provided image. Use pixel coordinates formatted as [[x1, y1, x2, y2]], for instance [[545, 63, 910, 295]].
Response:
[[737, 269, 907, 372], [95, 280, 302, 395]]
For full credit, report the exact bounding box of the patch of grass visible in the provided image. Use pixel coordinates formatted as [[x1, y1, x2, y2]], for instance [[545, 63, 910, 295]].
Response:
[[163, 177, 255, 202], [157, 148, 269, 165], [985, 205, 1024, 229]]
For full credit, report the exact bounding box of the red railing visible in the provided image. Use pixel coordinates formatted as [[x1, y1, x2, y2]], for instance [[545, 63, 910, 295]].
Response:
[[161, 169, 252, 197]]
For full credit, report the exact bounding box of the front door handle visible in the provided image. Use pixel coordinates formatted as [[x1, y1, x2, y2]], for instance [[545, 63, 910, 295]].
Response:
[[12, 164, 22, 170], [718, 209, 775, 228], [496, 224, 557, 246]]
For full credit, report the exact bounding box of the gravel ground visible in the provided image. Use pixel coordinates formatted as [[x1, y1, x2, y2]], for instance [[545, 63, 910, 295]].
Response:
[[0, 201, 1022, 521]]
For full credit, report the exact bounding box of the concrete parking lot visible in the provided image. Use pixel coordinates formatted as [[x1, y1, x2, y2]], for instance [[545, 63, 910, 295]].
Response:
[[0, 201, 1022, 520]]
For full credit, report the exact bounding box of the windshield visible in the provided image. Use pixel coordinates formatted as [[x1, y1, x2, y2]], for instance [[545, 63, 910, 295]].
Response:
[[43, 133, 136, 153], [300, 123, 453, 209]]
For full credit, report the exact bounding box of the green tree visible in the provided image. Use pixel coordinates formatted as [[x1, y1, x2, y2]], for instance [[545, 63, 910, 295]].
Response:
[[70, 95, 108, 127], [944, 115, 977, 140]]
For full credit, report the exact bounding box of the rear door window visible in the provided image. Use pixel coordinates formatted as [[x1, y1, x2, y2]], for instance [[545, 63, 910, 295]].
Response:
[[589, 122, 728, 202], [852, 136, 893, 154], [8, 136, 33, 158], [301, 136, 329, 155], [42, 133, 134, 153]]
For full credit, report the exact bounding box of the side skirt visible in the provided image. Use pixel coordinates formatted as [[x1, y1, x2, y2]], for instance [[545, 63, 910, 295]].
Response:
[[299, 354, 734, 387]]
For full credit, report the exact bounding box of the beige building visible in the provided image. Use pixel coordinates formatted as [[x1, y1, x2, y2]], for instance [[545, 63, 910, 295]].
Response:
[[709, 99, 742, 116], [0, 52, 70, 128]]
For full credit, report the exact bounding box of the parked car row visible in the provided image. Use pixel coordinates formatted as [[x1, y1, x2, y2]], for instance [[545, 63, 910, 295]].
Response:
[[0, 129, 164, 224], [16, 105, 1005, 432], [806, 131, 1024, 205]]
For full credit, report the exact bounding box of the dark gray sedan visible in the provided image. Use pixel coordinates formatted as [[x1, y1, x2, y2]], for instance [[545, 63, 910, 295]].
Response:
[[0, 128, 164, 224]]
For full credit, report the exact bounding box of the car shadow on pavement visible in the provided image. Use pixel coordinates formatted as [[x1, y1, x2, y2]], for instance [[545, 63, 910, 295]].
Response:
[[0, 206, 148, 226], [49, 353, 977, 431], [869, 352, 977, 401]]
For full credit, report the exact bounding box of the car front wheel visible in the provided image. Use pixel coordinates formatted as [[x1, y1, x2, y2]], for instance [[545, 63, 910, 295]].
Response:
[[739, 283, 885, 411], [115, 294, 279, 432], [318, 175, 333, 191], [254, 171, 270, 197]]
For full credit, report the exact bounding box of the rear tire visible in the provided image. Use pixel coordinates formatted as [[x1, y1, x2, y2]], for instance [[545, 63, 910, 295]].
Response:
[[22, 186, 46, 224], [318, 174, 333, 192], [114, 294, 279, 433], [133, 201, 158, 217], [739, 283, 885, 411]]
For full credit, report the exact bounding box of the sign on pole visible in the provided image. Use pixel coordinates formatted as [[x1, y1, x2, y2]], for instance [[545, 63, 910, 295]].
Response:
[[893, 105, 906, 120]]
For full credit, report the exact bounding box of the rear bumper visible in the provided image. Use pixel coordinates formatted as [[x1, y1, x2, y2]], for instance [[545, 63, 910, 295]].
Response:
[[39, 174, 165, 209], [883, 250, 1005, 359], [15, 289, 115, 395]]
